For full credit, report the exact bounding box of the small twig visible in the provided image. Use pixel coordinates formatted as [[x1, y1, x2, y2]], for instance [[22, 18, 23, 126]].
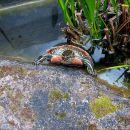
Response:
[[115, 68, 129, 82], [116, 16, 130, 33]]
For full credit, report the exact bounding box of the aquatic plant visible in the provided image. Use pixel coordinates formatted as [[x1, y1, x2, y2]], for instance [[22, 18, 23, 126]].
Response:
[[58, 0, 75, 27], [58, 0, 130, 82], [58, 0, 130, 56], [98, 65, 130, 72]]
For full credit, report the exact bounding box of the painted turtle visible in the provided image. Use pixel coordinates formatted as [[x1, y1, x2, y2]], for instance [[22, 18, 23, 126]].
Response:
[[33, 45, 96, 76]]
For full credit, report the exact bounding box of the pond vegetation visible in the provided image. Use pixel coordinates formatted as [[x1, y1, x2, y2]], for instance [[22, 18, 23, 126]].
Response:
[[58, 0, 130, 89]]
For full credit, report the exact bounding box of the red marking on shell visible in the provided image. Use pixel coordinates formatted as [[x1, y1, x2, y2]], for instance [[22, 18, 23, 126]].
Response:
[[71, 58, 83, 66], [51, 56, 63, 64]]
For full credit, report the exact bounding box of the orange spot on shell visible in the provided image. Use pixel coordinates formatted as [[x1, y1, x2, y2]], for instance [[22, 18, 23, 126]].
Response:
[[71, 58, 83, 65], [51, 56, 63, 64]]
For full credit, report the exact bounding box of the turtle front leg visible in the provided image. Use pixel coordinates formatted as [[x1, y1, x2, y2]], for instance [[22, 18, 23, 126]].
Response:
[[33, 54, 52, 65], [84, 59, 97, 76]]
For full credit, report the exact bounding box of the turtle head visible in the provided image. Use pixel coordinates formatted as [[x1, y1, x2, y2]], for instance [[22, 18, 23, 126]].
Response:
[[33, 54, 52, 65], [84, 59, 97, 76]]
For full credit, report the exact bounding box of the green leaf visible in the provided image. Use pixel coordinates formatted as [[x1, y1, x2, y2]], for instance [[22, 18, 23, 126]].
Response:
[[64, 0, 74, 27], [58, 0, 67, 23], [98, 65, 130, 72], [70, 0, 76, 26], [111, 0, 118, 12], [103, 0, 108, 11]]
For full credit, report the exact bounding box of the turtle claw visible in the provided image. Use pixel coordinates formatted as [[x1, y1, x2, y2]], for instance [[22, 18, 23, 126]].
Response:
[[33, 55, 43, 65], [32, 61, 40, 66]]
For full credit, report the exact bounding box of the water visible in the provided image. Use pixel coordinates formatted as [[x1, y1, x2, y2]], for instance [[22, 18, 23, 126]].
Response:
[[0, 0, 65, 61], [98, 69, 126, 87], [0, 37, 66, 61], [85, 44, 130, 89]]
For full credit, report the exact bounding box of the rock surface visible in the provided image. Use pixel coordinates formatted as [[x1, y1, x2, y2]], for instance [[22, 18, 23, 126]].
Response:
[[0, 57, 130, 130]]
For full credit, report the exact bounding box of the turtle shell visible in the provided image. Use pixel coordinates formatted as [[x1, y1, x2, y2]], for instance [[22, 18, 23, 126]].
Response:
[[47, 45, 93, 65]]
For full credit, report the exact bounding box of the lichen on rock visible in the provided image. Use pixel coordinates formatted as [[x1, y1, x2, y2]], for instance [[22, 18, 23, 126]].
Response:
[[49, 89, 70, 102], [90, 94, 118, 118]]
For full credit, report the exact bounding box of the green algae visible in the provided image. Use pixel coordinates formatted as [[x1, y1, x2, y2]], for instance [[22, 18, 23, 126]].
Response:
[[55, 112, 66, 119], [49, 89, 70, 102], [62, 92, 70, 100], [49, 89, 63, 101], [15, 66, 28, 76], [0, 65, 28, 77], [90, 94, 117, 119]]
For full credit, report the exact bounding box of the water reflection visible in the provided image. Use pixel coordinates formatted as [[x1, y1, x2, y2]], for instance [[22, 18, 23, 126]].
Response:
[[98, 69, 126, 87], [0, 0, 65, 61], [0, 38, 66, 61]]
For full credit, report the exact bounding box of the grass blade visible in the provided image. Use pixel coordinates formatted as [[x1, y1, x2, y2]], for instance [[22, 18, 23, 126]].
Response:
[[98, 65, 130, 72]]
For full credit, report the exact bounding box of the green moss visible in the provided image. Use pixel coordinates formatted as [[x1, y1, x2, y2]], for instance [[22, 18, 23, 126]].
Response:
[[49, 89, 63, 101], [29, 70, 39, 76], [0, 69, 4, 77], [90, 94, 117, 118], [49, 89, 70, 102], [62, 92, 70, 100], [15, 67, 28, 76], [123, 82, 130, 90], [47, 103, 53, 109], [0, 65, 28, 77], [55, 112, 66, 119]]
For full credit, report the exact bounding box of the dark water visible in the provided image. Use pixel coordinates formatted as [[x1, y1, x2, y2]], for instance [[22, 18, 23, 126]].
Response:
[[0, 0, 129, 90], [0, 0, 24, 6], [0, 0, 65, 61], [0, 0, 39, 6]]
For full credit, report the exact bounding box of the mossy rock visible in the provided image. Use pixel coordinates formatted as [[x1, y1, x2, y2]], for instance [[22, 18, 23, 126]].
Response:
[[49, 89, 63, 101], [0, 65, 28, 77], [90, 94, 118, 118], [49, 89, 70, 102], [55, 112, 66, 119]]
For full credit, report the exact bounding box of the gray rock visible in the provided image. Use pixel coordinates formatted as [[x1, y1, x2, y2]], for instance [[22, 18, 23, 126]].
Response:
[[0, 57, 130, 130]]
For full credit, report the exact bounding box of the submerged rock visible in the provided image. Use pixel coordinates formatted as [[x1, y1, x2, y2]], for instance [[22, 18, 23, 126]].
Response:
[[0, 56, 130, 130]]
